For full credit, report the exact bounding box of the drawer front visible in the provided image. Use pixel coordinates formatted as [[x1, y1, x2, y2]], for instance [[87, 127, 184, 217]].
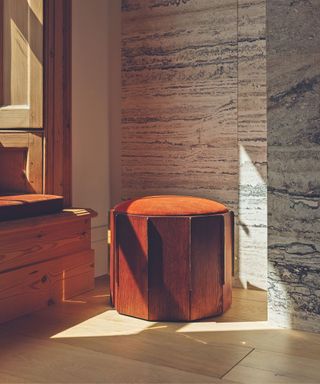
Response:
[[0, 249, 94, 324], [0, 216, 91, 273]]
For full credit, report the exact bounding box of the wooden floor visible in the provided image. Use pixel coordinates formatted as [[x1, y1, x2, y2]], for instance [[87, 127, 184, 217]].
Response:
[[1, 277, 320, 383]]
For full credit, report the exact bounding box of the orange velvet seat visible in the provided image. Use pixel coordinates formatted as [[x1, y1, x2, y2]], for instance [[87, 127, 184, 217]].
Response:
[[113, 195, 228, 216], [0, 194, 64, 221]]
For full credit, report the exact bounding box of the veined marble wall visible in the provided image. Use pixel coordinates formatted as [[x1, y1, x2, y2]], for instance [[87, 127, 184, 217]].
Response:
[[237, 0, 267, 289], [121, 0, 267, 289], [267, 0, 320, 331]]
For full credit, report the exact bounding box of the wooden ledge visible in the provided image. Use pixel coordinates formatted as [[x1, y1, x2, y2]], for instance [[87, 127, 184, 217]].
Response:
[[0, 208, 97, 235]]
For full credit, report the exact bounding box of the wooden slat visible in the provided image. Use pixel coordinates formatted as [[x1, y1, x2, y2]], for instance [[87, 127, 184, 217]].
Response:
[[44, 0, 72, 206], [148, 216, 190, 321], [62, 0, 72, 206], [0, 0, 43, 128], [190, 215, 224, 320], [0, 249, 94, 324], [0, 148, 28, 193], [0, 216, 91, 273], [109, 209, 115, 306], [0, 132, 43, 193], [0, 208, 96, 235], [27, 132, 43, 193], [116, 213, 149, 319], [223, 211, 234, 312], [43, 0, 54, 196]]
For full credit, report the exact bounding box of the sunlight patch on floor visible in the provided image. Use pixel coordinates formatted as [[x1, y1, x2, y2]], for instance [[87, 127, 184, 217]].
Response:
[[51, 310, 157, 338], [177, 321, 279, 333], [51, 309, 278, 340]]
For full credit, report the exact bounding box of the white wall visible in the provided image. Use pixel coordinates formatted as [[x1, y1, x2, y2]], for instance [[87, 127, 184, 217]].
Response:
[[108, 0, 122, 207], [72, 0, 111, 276]]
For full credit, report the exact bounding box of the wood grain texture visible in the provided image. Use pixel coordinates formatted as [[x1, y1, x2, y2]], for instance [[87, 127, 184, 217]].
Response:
[[223, 211, 234, 312], [0, 250, 94, 324], [0, 0, 43, 129], [116, 213, 149, 319], [4, 278, 320, 384], [109, 209, 116, 306], [111, 211, 233, 321], [0, 215, 90, 273], [0, 208, 95, 324], [0, 132, 43, 193], [44, 0, 72, 206], [148, 216, 190, 321], [190, 215, 224, 320]]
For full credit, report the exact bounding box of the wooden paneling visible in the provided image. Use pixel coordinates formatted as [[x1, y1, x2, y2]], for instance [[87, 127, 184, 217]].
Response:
[[116, 213, 149, 319], [190, 215, 224, 320], [148, 217, 190, 321], [0, 132, 43, 193], [0, 0, 72, 202], [110, 211, 233, 321], [0, 208, 95, 324], [223, 211, 234, 312], [0, 0, 43, 128], [44, 0, 72, 206], [0, 148, 27, 193], [0, 215, 91, 273], [109, 209, 116, 306], [0, 249, 94, 324]]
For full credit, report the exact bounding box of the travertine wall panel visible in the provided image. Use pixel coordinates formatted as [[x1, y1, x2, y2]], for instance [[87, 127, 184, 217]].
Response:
[[121, 0, 267, 290], [122, 0, 238, 211], [267, 0, 320, 331], [237, 0, 267, 289]]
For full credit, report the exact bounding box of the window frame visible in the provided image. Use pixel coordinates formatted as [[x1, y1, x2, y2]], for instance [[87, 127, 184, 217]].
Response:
[[44, 0, 72, 207]]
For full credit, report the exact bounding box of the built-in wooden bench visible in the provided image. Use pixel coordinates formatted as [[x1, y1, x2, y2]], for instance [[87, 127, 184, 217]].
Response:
[[0, 196, 96, 324]]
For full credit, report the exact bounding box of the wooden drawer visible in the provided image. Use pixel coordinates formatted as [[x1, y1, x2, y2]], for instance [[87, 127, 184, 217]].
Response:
[[0, 250, 94, 324], [0, 208, 96, 324], [0, 212, 91, 273]]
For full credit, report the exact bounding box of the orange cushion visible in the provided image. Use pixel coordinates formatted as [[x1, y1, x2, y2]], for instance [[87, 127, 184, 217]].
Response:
[[0, 194, 64, 221], [114, 195, 228, 216]]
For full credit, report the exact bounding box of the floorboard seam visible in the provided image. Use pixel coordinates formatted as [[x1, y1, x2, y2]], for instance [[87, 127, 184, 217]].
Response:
[[219, 347, 255, 380]]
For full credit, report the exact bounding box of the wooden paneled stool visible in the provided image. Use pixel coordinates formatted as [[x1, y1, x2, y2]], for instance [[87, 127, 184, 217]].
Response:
[[110, 195, 234, 321]]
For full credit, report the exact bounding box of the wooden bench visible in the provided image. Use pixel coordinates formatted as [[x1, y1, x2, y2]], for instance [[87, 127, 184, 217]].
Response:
[[0, 205, 96, 324]]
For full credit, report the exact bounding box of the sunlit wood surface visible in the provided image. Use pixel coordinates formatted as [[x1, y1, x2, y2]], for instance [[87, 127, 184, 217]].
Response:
[[0, 276, 320, 383]]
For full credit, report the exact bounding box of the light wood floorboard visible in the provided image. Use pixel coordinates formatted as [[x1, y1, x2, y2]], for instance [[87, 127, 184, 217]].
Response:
[[0, 276, 320, 383]]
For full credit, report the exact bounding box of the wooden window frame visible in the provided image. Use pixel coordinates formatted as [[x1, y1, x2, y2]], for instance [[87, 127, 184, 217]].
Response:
[[0, 0, 43, 129], [0, 0, 71, 204], [44, 0, 72, 207]]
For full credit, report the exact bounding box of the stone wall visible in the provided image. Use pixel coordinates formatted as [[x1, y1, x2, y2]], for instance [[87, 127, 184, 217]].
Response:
[[267, 0, 320, 331], [121, 0, 267, 289]]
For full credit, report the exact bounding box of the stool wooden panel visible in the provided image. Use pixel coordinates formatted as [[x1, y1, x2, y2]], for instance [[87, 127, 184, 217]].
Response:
[[110, 209, 234, 321], [148, 217, 190, 321]]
